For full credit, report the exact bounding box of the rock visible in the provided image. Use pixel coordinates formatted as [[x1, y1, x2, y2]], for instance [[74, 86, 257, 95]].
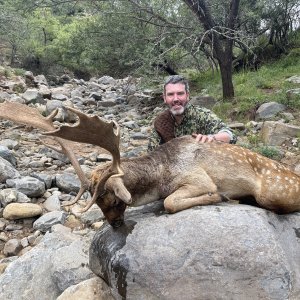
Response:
[[79, 206, 104, 225], [228, 122, 246, 130], [52, 93, 68, 101], [0, 138, 19, 150], [255, 102, 286, 120], [189, 95, 217, 109], [130, 132, 148, 140], [0, 157, 20, 183], [31, 173, 54, 189], [89, 202, 300, 300], [34, 74, 48, 86], [6, 176, 46, 197], [0, 145, 16, 166], [0, 231, 94, 300], [43, 193, 61, 212], [56, 173, 81, 193], [97, 100, 116, 107], [261, 121, 300, 146], [22, 88, 45, 104], [0, 188, 31, 207], [57, 277, 114, 300], [123, 121, 139, 129], [285, 75, 300, 84], [3, 239, 22, 256], [3, 203, 43, 220], [98, 76, 116, 85], [287, 88, 300, 100], [33, 211, 67, 232]]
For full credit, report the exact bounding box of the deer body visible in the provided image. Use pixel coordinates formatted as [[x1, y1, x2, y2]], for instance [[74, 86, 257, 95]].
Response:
[[0, 102, 299, 228], [91, 136, 300, 225]]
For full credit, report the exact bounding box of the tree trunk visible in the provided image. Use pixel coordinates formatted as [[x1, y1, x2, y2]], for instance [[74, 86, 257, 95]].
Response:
[[219, 60, 234, 99]]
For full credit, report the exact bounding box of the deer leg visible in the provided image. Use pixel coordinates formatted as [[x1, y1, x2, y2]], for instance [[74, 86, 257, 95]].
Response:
[[164, 184, 222, 214]]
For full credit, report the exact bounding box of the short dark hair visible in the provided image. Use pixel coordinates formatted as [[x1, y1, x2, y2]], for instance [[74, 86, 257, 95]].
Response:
[[163, 75, 190, 94]]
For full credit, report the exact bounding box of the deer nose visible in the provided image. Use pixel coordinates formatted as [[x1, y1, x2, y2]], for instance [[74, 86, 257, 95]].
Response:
[[111, 219, 124, 228]]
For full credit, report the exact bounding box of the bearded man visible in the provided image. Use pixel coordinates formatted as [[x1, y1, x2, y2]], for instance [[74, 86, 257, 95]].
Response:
[[148, 75, 237, 151]]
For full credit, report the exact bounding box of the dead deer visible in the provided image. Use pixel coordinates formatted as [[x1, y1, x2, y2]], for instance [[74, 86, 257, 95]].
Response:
[[0, 101, 299, 228]]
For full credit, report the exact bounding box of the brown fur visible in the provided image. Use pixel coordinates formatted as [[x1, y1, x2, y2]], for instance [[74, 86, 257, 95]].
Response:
[[91, 136, 300, 226]]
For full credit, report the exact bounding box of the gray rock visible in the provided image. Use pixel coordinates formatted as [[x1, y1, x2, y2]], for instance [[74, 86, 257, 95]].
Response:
[[55, 173, 81, 193], [0, 157, 20, 183], [6, 176, 45, 197], [90, 202, 300, 300], [190, 95, 217, 109], [285, 75, 300, 84], [22, 88, 45, 104], [39, 147, 69, 163], [97, 100, 116, 107], [89, 92, 102, 101], [0, 145, 16, 166], [261, 121, 300, 146], [33, 211, 67, 232], [43, 194, 61, 212], [3, 239, 22, 256], [256, 102, 286, 119], [0, 138, 19, 150], [46, 99, 63, 114], [31, 173, 54, 189], [0, 231, 94, 300], [80, 207, 104, 225], [0, 188, 30, 207], [287, 88, 300, 98], [0, 91, 12, 103], [34, 74, 48, 86], [130, 132, 148, 140], [98, 76, 116, 85], [52, 93, 68, 101], [123, 121, 139, 129]]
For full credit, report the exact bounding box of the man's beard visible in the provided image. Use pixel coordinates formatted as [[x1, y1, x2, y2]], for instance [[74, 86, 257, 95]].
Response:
[[170, 105, 185, 116]]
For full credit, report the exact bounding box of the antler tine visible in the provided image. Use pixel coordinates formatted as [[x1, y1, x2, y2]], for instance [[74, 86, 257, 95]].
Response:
[[44, 106, 123, 176], [0, 101, 91, 204], [0, 101, 57, 132]]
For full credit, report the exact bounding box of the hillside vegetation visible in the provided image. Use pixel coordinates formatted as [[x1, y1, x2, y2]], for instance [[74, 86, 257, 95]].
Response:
[[187, 47, 300, 123]]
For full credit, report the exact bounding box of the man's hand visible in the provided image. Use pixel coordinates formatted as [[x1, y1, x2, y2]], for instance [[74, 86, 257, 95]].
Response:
[[192, 132, 231, 143], [192, 133, 215, 143]]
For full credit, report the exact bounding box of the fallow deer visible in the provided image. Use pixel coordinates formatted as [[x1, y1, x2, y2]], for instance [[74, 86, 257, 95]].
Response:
[[0, 101, 299, 227]]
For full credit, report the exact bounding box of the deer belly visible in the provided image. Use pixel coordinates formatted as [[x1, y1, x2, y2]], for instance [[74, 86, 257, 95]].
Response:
[[130, 189, 161, 207]]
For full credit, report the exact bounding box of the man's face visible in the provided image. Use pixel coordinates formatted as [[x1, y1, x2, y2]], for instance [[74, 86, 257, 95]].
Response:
[[163, 82, 189, 116]]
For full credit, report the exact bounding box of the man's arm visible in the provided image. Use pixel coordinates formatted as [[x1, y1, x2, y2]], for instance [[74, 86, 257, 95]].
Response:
[[147, 129, 162, 152], [192, 107, 237, 144]]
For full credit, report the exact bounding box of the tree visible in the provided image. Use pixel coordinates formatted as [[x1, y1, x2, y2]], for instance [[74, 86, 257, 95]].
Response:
[[182, 0, 240, 98]]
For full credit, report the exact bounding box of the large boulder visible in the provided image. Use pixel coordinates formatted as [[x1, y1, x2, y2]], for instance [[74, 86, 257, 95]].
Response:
[[0, 231, 95, 300], [261, 121, 300, 146], [89, 202, 300, 300]]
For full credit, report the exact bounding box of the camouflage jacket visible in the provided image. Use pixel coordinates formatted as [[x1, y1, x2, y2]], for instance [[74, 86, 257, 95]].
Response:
[[148, 104, 237, 151]]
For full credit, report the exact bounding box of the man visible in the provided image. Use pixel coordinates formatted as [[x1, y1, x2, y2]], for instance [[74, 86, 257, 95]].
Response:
[[148, 75, 237, 151]]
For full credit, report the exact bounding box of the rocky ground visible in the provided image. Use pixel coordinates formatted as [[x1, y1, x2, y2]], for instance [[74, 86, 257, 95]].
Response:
[[0, 70, 299, 298]]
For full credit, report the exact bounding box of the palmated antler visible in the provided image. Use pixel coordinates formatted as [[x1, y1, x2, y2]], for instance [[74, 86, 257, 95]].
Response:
[[44, 106, 124, 212], [0, 102, 90, 206], [44, 106, 123, 176]]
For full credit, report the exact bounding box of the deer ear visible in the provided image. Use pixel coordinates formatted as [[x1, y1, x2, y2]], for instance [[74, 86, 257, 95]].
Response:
[[111, 177, 132, 204]]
